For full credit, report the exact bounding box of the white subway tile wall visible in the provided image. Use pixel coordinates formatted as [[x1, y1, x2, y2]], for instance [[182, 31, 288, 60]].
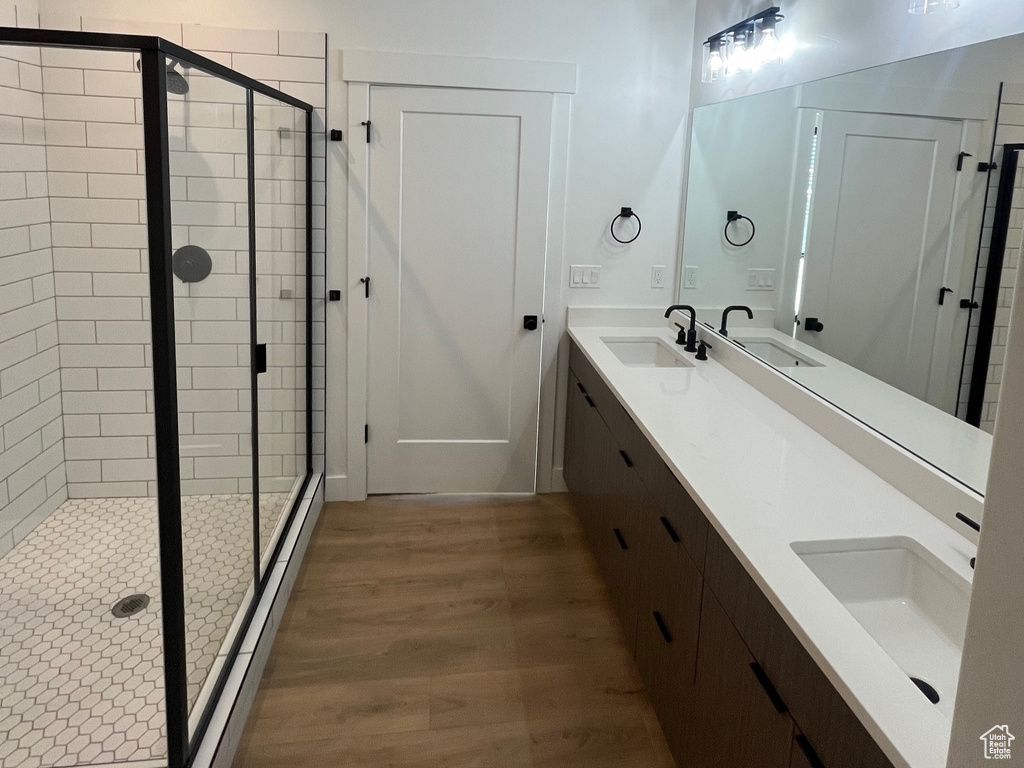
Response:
[[959, 83, 1024, 432], [1, 6, 326, 541], [0, 39, 68, 558]]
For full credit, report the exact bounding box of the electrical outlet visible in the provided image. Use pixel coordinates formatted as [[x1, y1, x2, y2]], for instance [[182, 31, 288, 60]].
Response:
[[683, 266, 699, 289], [570, 265, 602, 288], [651, 266, 666, 288], [746, 268, 776, 291]]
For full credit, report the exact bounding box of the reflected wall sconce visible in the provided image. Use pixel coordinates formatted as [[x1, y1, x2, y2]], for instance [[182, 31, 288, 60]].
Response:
[[701, 6, 786, 84], [909, 0, 959, 13]]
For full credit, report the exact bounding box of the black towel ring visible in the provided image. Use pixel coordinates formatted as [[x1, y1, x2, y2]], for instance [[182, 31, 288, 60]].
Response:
[[610, 207, 642, 244], [724, 211, 755, 247]]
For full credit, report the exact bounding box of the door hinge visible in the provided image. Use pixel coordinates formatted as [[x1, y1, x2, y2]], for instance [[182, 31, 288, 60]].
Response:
[[957, 152, 972, 171], [361, 120, 371, 144], [979, 161, 998, 172], [364, 424, 369, 444], [359, 276, 370, 298]]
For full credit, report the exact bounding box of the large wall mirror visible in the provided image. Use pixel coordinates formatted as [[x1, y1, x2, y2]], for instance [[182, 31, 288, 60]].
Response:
[[679, 34, 1024, 495]]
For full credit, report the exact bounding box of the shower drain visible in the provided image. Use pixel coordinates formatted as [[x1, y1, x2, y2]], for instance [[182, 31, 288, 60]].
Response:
[[111, 593, 151, 618]]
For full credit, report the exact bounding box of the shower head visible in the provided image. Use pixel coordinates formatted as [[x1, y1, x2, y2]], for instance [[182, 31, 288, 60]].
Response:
[[134, 57, 191, 95], [165, 59, 190, 96]]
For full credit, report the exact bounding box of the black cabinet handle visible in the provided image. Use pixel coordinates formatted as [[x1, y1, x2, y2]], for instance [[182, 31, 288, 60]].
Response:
[[584, 395, 596, 408], [653, 611, 673, 643], [956, 512, 980, 532], [749, 662, 788, 714], [619, 450, 633, 468], [660, 516, 680, 543], [794, 734, 825, 768], [576, 382, 587, 394], [613, 528, 628, 550]]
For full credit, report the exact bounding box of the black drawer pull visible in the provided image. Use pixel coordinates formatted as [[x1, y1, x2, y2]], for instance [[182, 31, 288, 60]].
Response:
[[955, 512, 980, 532], [619, 450, 633, 467], [613, 528, 628, 550], [749, 662, 788, 714], [584, 395, 596, 408], [660, 516, 680, 543], [576, 381, 587, 395], [794, 734, 825, 768], [653, 611, 673, 643]]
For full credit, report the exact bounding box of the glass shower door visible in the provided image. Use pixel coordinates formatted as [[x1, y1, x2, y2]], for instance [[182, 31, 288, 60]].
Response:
[[252, 93, 308, 574], [164, 59, 256, 728]]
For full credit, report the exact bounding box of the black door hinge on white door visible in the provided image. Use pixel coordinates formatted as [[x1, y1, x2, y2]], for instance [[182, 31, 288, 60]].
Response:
[[365, 424, 369, 444]]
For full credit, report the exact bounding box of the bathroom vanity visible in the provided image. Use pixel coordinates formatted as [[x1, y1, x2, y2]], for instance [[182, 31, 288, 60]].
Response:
[[564, 319, 975, 768]]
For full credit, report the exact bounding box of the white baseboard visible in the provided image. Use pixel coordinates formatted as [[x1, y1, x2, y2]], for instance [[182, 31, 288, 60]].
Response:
[[549, 467, 568, 493], [325, 473, 348, 501], [191, 473, 325, 768]]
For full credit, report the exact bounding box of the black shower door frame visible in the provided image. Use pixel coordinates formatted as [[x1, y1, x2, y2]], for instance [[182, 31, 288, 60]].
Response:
[[0, 27, 315, 768]]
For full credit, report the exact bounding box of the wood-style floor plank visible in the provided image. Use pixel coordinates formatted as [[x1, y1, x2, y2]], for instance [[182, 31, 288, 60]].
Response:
[[233, 493, 675, 768]]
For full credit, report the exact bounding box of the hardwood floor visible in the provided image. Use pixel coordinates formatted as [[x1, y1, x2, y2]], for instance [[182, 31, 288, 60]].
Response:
[[233, 493, 675, 768]]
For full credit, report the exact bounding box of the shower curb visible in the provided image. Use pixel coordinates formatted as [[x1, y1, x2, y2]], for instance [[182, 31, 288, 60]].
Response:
[[189, 473, 325, 768]]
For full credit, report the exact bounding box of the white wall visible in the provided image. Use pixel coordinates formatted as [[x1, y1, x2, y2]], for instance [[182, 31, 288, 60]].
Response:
[[47, 0, 697, 494], [0, 3, 67, 558]]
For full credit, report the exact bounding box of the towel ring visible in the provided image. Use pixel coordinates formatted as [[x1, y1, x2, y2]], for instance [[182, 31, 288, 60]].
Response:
[[610, 207, 642, 244], [724, 211, 755, 247]]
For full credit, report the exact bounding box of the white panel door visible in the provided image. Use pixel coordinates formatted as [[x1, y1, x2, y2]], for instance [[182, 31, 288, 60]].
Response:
[[366, 86, 552, 493], [798, 111, 965, 405]]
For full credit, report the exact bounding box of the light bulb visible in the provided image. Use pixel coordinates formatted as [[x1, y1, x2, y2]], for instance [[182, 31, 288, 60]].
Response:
[[707, 50, 723, 73], [758, 28, 779, 60]]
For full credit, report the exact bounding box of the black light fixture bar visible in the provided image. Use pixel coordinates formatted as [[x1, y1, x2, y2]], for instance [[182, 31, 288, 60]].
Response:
[[705, 6, 783, 45]]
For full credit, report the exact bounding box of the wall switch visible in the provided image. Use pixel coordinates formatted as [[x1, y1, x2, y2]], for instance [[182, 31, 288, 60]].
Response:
[[651, 266, 666, 288], [746, 268, 776, 291], [683, 266, 699, 289], [570, 265, 602, 288]]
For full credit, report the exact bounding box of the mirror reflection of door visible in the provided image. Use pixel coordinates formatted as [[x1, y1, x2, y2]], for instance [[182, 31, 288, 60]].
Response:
[[796, 111, 966, 408]]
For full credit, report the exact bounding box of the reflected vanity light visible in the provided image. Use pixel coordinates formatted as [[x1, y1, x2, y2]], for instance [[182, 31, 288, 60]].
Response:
[[909, 0, 960, 13], [701, 6, 786, 84]]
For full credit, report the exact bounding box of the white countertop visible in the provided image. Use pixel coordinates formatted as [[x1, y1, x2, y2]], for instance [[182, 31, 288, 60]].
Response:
[[727, 327, 992, 494], [568, 322, 977, 768]]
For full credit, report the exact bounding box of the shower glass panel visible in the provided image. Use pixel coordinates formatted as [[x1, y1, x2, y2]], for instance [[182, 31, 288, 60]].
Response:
[[164, 59, 256, 723], [253, 93, 308, 573], [0, 26, 314, 768]]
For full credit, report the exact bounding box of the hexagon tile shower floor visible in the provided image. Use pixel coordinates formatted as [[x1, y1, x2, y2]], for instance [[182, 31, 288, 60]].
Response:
[[0, 493, 288, 768]]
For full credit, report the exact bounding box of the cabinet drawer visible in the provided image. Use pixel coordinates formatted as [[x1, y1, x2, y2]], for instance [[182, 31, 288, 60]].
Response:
[[694, 584, 795, 768], [650, 460, 708, 570], [569, 341, 662, 489], [705, 528, 896, 768]]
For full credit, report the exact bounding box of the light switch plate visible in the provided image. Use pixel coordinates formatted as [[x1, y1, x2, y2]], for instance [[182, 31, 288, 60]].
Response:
[[747, 268, 776, 291], [651, 266, 666, 288], [683, 266, 699, 289], [570, 265, 602, 288]]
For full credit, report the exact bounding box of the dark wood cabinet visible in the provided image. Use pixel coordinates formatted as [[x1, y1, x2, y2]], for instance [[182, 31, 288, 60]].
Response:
[[634, 479, 703, 765], [564, 340, 895, 768], [694, 585, 795, 768]]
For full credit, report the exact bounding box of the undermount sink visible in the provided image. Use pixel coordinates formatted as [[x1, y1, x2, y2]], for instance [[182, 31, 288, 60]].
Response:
[[792, 537, 970, 718], [734, 338, 822, 368], [602, 337, 693, 368]]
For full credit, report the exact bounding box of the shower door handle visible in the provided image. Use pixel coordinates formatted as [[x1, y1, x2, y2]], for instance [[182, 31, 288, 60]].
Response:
[[255, 343, 267, 374]]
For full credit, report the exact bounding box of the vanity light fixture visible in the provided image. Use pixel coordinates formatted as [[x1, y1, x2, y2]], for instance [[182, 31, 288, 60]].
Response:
[[908, 0, 959, 13], [701, 6, 786, 84]]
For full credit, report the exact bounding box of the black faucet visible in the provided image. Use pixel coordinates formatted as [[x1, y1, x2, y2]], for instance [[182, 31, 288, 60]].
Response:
[[719, 305, 753, 337], [665, 305, 698, 352]]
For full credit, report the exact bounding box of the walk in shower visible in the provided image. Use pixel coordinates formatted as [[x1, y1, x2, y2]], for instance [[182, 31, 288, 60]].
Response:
[[0, 27, 313, 768]]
